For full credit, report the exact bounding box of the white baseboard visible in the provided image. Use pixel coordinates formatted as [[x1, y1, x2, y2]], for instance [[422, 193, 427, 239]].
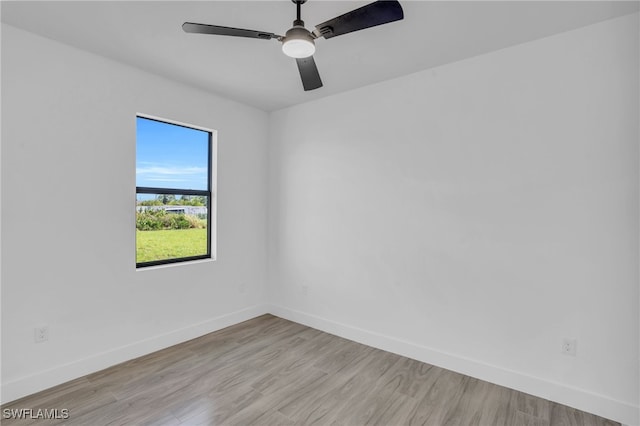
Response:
[[1, 304, 270, 405], [268, 304, 639, 426]]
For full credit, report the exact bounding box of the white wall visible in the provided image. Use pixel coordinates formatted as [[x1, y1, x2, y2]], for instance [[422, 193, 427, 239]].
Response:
[[1, 24, 269, 402], [268, 13, 639, 425]]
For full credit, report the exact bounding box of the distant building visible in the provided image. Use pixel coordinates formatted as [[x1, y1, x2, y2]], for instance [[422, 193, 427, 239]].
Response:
[[137, 205, 207, 216]]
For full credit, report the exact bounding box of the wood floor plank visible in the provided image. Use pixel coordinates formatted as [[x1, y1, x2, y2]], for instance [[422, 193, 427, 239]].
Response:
[[174, 387, 264, 425], [371, 392, 421, 426], [385, 356, 441, 399], [273, 343, 382, 422], [468, 383, 517, 426], [513, 390, 552, 421], [311, 338, 373, 375], [276, 368, 369, 423], [1, 315, 621, 426], [323, 351, 409, 424], [329, 386, 418, 426], [515, 410, 552, 426], [2, 379, 115, 426], [550, 403, 620, 426], [2, 378, 91, 412], [401, 368, 459, 425]]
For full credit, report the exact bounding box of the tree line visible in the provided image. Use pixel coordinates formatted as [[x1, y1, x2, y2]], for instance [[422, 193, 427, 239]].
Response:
[[137, 194, 207, 206]]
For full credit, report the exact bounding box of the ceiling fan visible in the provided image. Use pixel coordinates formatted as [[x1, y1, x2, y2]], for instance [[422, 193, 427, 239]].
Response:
[[182, 0, 404, 91]]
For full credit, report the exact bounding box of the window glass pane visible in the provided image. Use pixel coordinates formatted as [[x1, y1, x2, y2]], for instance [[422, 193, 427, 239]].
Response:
[[136, 117, 209, 191], [136, 193, 209, 264]]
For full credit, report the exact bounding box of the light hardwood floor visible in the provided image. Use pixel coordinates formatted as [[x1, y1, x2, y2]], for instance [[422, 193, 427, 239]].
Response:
[[2, 315, 619, 426]]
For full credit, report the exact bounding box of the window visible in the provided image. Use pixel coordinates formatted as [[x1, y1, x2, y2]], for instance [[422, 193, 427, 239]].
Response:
[[136, 115, 214, 267]]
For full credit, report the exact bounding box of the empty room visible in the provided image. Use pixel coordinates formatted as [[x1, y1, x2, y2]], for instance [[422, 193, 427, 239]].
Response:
[[1, 1, 638, 425]]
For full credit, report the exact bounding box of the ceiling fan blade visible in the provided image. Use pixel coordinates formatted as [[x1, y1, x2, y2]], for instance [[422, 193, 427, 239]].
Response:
[[313, 0, 403, 40], [296, 56, 323, 91], [182, 22, 281, 40]]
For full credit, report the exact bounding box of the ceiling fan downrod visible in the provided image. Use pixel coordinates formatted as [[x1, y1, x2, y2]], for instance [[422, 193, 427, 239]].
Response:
[[294, 0, 307, 24]]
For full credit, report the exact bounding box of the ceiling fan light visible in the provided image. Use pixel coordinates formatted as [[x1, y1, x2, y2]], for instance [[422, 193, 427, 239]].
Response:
[[282, 26, 315, 58], [282, 38, 316, 58]]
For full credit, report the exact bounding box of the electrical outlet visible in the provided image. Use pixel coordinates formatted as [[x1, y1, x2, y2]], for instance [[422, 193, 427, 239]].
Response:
[[239, 283, 246, 294], [561, 338, 577, 356], [34, 326, 49, 343], [302, 285, 309, 295]]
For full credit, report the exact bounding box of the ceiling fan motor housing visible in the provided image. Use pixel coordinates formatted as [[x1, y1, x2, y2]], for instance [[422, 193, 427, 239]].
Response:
[[284, 25, 314, 44]]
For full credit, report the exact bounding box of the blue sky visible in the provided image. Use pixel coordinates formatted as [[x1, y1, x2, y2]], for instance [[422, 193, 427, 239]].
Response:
[[136, 117, 209, 191]]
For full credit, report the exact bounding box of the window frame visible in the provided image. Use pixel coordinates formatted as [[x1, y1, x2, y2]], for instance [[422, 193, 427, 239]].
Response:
[[135, 114, 214, 268]]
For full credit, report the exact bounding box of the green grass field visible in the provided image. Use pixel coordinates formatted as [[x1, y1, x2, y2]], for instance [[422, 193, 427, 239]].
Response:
[[136, 229, 207, 263]]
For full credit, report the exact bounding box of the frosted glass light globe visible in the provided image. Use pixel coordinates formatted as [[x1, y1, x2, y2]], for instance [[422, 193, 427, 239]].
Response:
[[282, 38, 316, 58]]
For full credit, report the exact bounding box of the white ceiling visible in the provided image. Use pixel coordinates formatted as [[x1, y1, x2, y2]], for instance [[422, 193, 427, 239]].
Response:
[[2, 1, 638, 111]]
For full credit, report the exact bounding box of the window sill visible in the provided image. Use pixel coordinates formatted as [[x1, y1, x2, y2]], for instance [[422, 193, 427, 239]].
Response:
[[136, 257, 216, 271]]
